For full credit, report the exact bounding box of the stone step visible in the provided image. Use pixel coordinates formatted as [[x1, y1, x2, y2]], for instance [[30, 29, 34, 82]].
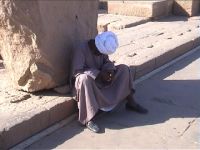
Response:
[[99, 0, 200, 18], [98, 13, 150, 32], [100, 0, 173, 19], [110, 16, 200, 79], [2, 16, 200, 150], [0, 73, 77, 150]]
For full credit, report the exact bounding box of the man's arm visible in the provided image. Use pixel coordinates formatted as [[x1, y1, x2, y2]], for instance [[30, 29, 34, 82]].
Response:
[[95, 55, 116, 85], [73, 46, 100, 80], [74, 68, 100, 81]]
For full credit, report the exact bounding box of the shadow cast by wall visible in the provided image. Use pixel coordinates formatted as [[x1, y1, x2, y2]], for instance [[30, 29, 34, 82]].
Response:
[[173, 1, 191, 17], [153, 15, 189, 22]]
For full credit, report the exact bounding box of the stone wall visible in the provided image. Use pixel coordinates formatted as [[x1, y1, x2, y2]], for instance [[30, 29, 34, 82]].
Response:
[[100, 0, 200, 17], [0, 0, 98, 92], [173, 0, 200, 16]]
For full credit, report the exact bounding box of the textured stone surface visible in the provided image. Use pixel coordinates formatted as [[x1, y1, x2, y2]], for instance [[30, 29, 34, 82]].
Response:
[[109, 16, 200, 79], [107, 0, 173, 18], [173, 0, 200, 16], [0, 68, 76, 149], [0, 0, 98, 92], [98, 13, 150, 32]]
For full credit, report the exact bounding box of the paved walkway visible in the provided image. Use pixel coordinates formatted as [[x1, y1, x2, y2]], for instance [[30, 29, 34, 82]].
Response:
[[26, 48, 200, 149]]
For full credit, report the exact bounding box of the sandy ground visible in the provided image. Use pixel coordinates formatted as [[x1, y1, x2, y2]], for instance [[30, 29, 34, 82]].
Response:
[[26, 45, 200, 150]]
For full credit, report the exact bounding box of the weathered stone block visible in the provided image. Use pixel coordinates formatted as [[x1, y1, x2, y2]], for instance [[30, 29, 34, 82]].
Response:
[[107, 0, 173, 18], [173, 0, 200, 16], [97, 13, 149, 33], [0, 97, 75, 149], [0, 0, 98, 92]]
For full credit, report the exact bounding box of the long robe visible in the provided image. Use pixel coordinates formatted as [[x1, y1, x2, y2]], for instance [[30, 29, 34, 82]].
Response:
[[72, 42, 135, 125]]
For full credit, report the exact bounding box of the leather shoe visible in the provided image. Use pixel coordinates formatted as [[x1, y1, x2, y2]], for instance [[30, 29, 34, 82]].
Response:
[[126, 103, 148, 114], [86, 121, 100, 133]]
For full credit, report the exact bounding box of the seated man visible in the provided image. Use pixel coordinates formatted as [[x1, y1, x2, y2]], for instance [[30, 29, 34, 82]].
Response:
[[73, 31, 148, 133]]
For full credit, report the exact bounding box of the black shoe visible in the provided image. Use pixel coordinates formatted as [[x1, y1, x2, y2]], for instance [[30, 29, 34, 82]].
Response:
[[126, 103, 148, 114], [86, 121, 100, 133]]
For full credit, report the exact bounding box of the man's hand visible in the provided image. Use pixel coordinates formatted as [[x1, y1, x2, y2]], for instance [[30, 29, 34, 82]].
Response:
[[96, 69, 116, 85]]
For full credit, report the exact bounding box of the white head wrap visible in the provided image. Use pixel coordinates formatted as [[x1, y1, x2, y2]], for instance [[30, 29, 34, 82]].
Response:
[[95, 31, 119, 55]]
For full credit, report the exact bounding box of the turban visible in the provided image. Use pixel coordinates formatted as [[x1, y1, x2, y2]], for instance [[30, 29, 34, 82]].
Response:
[[95, 31, 119, 55]]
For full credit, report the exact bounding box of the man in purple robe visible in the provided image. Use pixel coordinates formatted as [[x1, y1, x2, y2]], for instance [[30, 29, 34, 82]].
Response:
[[73, 31, 148, 133]]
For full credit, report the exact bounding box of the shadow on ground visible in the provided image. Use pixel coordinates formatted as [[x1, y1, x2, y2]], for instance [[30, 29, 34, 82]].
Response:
[[153, 15, 189, 22], [26, 50, 200, 149], [101, 50, 200, 130]]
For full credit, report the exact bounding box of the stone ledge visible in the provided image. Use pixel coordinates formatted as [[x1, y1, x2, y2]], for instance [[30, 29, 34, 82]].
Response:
[[110, 16, 200, 79], [98, 13, 150, 32], [0, 87, 76, 149]]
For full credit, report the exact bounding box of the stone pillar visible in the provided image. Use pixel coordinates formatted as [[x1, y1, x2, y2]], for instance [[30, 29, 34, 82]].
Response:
[[0, 0, 98, 92], [173, 0, 200, 16]]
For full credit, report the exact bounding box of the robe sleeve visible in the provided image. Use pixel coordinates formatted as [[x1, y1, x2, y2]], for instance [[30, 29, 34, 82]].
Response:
[[101, 55, 116, 71], [83, 69, 100, 79], [73, 45, 100, 80]]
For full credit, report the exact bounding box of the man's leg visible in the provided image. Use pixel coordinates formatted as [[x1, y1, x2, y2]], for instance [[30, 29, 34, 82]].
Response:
[[75, 74, 100, 133], [115, 64, 148, 114]]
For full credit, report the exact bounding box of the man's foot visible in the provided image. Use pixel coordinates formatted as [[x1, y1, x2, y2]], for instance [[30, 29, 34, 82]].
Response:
[[125, 102, 148, 114], [86, 120, 100, 133]]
